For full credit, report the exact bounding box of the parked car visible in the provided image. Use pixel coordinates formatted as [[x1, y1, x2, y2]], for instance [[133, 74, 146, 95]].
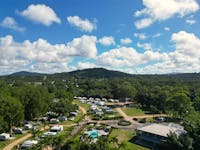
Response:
[[50, 125, 63, 133], [24, 124, 33, 130], [20, 140, 38, 150], [50, 118, 59, 124], [0, 133, 10, 141], [13, 128, 24, 134], [41, 132, 57, 138], [58, 116, 67, 121]]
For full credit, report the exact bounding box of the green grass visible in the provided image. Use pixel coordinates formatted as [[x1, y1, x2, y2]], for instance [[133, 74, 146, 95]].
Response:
[[108, 129, 149, 150], [0, 134, 27, 150], [73, 100, 90, 111], [122, 107, 145, 116]]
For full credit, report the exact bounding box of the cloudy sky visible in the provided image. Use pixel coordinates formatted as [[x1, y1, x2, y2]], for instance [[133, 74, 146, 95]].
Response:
[[0, 0, 200, 75]]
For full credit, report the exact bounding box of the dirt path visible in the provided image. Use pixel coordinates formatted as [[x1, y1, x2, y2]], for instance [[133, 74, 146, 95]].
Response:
[[115, 107, 167, 125], [115, 108, 141, 126], [3, 125, 52, 150], [79, 106, 87, 114], [3, 133, 32, 150]]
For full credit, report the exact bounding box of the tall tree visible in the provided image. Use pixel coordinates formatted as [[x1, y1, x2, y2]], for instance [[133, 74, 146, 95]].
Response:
[[0, 96, 24, 134]]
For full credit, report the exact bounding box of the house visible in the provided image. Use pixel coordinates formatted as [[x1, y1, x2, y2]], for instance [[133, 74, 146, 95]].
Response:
[[135, 123, 186, 148], [0, 133, 10, 141], [20, 140, 38, 150]]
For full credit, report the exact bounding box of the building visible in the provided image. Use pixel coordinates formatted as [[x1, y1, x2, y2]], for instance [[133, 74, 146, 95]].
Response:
[[135, 123, 186, 148]]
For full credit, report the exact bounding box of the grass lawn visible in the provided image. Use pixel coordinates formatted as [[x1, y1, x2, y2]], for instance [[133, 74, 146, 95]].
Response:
[[122, 107, 145, 116], [108, 129, 149, 150], [73, 100, 90, 111], [0, 134, 28, 150]]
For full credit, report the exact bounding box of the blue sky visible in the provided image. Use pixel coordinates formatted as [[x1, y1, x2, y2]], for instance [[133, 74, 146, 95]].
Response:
[[0, 0, 200, 75]]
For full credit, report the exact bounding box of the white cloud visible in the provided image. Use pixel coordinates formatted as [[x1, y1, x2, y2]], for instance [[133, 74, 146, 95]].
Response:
[[77, 62, 96, 70], [19, 4, 61, 26], [164, 27, 170, 31], [97, 47, 165, 67], [152, 33, 161, 38], [137, 42, 153, 51], [134, 18, 153, 29], [98, 36, 115, 46], [186, 19, 196, 25], [67, 16, 96, 32], [134, 0, 199, 29], [139, 31, 200, 74], [60, 35, 97, 58], [0, 17, 25, 32], [120, 38, 132, 45], [134, 33, 147, 40], [0, 35, 97, 74]]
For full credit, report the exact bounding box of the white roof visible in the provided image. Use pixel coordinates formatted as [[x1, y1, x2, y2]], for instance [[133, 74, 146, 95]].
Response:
[[50, 125, 63, 130], [0, 133, 10, 137], [42, 132, 57, 137], [21, 140, 38, 147], [137, 123, 186, 137]]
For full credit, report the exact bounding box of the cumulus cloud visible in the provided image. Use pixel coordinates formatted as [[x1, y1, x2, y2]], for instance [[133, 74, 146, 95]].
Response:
[[77, 62, 96, 70], [134, 33, 147, 40], [67, 16, 96, 32], [97, 47, 165, 67], [137, 42, 153, 51], [134, 0, 199, 29], [120, 38, 132, 45], [98, 36, 115, 46], [138, 31, 200, 74], [0, 17, 25, 32], [19, 4, 61, 26], [0, 35, 97, 74]]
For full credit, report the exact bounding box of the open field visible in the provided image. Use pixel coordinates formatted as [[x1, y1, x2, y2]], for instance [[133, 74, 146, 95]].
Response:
[[108, 129, 149, 150], [122, 107, 145, 116]]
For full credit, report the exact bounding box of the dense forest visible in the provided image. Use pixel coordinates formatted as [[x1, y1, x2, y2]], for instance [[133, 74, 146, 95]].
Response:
[[0, 68, 200, 149]]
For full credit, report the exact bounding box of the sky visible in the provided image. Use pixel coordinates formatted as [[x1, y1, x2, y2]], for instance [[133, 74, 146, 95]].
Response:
[[0, 0, 200, 75]]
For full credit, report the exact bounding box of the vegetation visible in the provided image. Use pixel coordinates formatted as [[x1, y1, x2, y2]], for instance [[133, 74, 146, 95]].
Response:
[[122, 107, 145, 116], [108, 129, 149, 150], [1, 68, 200, 149]]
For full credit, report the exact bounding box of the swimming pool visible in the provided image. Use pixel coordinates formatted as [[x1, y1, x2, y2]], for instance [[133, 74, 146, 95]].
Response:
[[86, 130, 98, 138]]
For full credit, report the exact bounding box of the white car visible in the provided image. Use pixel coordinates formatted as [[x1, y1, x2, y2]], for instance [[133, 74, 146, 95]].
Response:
[[20, 140, 38, 150], [41, 132, 57, 138], [50, 125, 63, 133], [0, 133, 10, 141], [24, 124, 33, 130], [50, 118, 59, 124]]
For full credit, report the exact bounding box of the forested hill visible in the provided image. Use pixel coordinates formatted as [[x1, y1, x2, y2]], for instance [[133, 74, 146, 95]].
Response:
[[1, 68, 200, 81], [53, 68, 132, 79], [9, 71, 46, 77]]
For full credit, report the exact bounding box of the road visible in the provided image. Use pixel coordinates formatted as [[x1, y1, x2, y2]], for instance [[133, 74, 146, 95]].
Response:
[[3, 134, 32, 150], [115, 107, 141, 126]]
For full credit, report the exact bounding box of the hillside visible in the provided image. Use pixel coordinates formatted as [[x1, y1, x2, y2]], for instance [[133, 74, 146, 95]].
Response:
[[2, 68, 200, 82]]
